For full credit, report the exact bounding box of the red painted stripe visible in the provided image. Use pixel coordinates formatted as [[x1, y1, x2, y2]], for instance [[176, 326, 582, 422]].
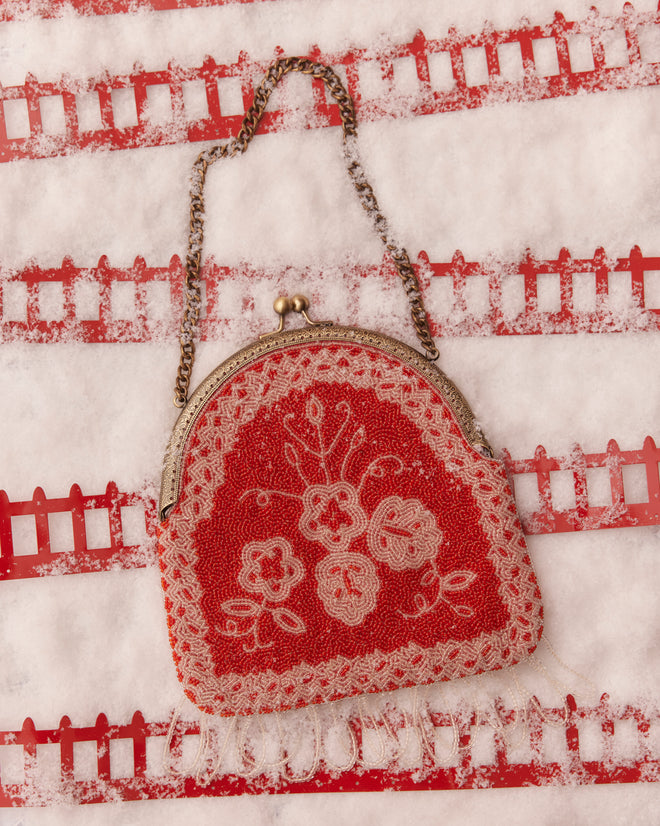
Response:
[[0, 0, 276, 23]]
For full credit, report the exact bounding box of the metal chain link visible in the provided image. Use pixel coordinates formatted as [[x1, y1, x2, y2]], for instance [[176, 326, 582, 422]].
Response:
[[174, 56, 439, 407]]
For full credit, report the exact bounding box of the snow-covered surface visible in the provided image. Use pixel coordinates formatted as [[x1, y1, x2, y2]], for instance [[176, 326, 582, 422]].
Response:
[[1, 0, 659, 821]]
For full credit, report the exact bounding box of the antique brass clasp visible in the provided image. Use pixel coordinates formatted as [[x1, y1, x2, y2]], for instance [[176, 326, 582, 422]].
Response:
[[259, 294, 333, 338]]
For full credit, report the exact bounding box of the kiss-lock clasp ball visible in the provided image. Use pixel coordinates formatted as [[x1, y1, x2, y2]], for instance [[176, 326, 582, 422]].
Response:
[[273, 296, 292, 317], [290, 294, 309, 314]]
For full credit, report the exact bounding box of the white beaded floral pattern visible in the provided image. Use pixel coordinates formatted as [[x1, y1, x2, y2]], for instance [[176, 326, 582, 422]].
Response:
[[299, 482, 368, 553], [316, 551, 380, 626], [222, 394, 477, 633], [219, 537, 307, 651], [368, 496, 444, 570], [238, 537, 304, 602]]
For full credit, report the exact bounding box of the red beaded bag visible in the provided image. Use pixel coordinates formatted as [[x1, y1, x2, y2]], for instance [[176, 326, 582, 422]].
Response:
[[158, 57, 543, 717]]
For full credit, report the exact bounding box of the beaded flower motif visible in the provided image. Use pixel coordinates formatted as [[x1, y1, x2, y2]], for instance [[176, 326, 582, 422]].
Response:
[[219, 537, 307, 651], [220, 394, 476, 645]]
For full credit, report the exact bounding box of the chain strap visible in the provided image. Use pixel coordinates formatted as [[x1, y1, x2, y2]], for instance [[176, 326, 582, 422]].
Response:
[[174, 56, 439, 408]]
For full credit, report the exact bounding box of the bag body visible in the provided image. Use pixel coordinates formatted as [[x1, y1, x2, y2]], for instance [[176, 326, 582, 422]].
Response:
[[159, 325, 542, 716]]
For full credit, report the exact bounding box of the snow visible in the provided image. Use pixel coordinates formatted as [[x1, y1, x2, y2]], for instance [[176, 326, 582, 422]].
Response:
[[1, 0, 659, 821]]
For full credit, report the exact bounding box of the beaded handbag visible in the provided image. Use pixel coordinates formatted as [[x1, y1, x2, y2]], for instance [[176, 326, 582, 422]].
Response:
[[158, 57, 543, 717]]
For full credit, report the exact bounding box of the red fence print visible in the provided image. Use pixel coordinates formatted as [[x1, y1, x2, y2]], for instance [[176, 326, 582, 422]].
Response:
[[505, 436, 660, 534], [0, 483, 158, 581], [2, 6, 660, 162], [1, 436, 658, 583], [427, 247, 660, 337], [2, 247, 659, 344], [0, 693, 657, 805]]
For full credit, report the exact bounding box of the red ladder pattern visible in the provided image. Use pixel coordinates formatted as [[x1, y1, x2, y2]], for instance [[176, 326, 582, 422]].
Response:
[[0, 694, 657, 805], [2, 247, 659, 344], [1, 437, 658, 583], [2, 6, 660, 162]]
